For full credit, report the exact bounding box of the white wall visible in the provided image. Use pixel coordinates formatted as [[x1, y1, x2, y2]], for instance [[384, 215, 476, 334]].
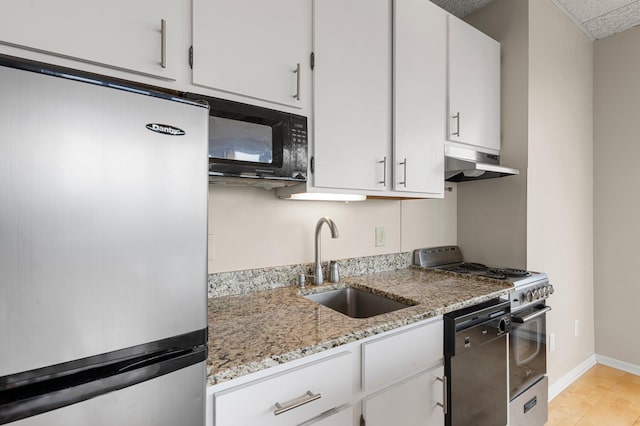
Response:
[[208, 185, 457, 273], [528, 0, 595, 383], [464, 0, 595, 388], [593, 26, 640, 366], [461, 0, 529, 269]]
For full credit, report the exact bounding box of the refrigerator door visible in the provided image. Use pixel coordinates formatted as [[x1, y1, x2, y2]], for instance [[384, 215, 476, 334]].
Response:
[[0, 62, 208, 377], [9, 361, 206, 426]]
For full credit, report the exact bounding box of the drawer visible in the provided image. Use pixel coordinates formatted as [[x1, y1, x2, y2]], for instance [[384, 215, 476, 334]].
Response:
[[361, 318, 443, 391], [213, 351, 352, 426]]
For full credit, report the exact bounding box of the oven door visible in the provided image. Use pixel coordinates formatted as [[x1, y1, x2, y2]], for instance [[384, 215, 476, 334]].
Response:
[[509, 304, 551, 399]]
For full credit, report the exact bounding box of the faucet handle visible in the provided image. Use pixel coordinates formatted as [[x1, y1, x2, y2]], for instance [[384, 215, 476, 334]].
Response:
[[329, 261, 340, 284]]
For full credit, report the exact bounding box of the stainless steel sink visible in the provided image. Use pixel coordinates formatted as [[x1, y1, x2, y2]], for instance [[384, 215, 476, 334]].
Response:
[[303, 287, 414, 318]]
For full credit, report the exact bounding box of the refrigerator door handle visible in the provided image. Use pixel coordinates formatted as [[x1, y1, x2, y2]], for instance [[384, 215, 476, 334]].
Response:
[[0, 330, 207, 425], [118, 348, 192, 373]]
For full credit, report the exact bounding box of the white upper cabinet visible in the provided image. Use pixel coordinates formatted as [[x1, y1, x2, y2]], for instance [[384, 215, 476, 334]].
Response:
[[312, 0, 392, 192], [393, 0, 446, 195], [192, 0, 311, 111], [0, 0, 182, 80], [447, 15, 501, 153]]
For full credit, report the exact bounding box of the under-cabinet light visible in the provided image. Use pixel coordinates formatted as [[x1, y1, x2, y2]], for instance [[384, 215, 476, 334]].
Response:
[[280, 192, 366, 202]]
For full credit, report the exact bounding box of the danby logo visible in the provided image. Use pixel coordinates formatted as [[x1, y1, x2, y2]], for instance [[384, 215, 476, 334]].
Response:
[[146, 123, 185, 136]]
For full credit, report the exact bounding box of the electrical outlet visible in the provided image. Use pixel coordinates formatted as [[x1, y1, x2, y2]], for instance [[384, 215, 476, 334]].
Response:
[[574, 320, 580, 337], [375, 227, 385, 247], [549, 333, 556, 352]]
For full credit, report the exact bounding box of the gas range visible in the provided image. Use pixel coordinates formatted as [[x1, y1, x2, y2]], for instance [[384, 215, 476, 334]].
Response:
[[413, 246, 553, 311], [417, 246, 553, 425]]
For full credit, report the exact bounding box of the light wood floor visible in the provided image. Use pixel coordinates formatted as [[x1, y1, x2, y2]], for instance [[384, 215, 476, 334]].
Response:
[[547, 364, 640, 425]]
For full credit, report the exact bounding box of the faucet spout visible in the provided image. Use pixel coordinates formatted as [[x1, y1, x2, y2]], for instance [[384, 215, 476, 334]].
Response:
[[314, 217, 339, 285]]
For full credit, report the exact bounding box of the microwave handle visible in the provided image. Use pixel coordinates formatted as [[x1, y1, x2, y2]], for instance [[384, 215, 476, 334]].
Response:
[[293, 63, 301, 101]]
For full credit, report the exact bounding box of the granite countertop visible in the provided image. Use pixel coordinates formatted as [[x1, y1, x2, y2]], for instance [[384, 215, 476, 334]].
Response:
[[206, 267, 513, 386]]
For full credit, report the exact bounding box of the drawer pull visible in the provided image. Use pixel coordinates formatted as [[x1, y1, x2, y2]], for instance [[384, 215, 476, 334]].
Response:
[[273, 391, 321, 416]]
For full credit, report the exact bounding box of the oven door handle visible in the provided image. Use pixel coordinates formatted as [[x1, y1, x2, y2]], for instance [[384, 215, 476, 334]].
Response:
[[512, 306, 552, 323]]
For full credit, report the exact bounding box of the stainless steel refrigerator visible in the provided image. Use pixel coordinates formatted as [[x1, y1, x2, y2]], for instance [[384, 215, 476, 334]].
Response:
[[0, 56, 209, 425]]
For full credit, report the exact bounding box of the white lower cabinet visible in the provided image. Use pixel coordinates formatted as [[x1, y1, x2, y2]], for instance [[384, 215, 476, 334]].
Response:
[[358, 318, 445, 426], [211, 351, 352, 426], [361, 365, 445, 426], [361, 319, 443, 391], [207, 317, 445, 426]]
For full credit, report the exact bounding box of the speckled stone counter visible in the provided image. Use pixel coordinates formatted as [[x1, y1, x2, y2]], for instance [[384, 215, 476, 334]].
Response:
[[206, 267, 512, 386]]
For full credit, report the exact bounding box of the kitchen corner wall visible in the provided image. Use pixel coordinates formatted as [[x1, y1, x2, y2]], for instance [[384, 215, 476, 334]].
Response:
[[594, 26, 640, 367], [528, 0, 594, 386], [464, 0, 595, 389], [207, 185, 457, 273], [459, 0, 529, 269]]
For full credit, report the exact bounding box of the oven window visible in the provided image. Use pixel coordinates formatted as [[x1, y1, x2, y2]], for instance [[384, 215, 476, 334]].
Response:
[[510, 310, 547, 399], [208, 116, 273, 164]]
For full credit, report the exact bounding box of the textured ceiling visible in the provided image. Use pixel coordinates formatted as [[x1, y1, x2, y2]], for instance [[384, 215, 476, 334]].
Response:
[[429, 0, 640, 40], [553, 0, 640, 40], [428, 0, 497, 18]]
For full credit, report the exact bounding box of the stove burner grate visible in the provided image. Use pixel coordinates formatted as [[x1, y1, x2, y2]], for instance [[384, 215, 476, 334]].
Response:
[[460, 262, 488, 271], [488, 268, 531, 277], [442, 266, 470, 274], [482, 272, 507, 280]]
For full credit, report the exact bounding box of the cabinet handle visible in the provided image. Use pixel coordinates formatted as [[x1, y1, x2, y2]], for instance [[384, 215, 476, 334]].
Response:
[[293, 63, 301, 100], [399, 158, 407, 187], [437, 376, 448, 415], [273, 390, 321, 416], [160, 19, 167, 69], [379, 157, 387, 186], [452, 112, 460, 137]]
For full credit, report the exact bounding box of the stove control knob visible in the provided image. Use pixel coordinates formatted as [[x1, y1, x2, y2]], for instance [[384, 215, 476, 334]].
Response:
[[526, 291, 534, 302], [541, 287, 548, 297], [533, 289, 540, 300], [548, 285, 555, 295], [519, 293, 526, 303]]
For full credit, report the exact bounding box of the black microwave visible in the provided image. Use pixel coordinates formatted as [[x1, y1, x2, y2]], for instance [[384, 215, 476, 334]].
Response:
[[183, 93, 307, 184]]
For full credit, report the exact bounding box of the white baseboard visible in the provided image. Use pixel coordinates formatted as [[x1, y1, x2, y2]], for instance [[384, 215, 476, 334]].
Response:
[[548, 354, 597, 401], [596, 354, 640, 376]]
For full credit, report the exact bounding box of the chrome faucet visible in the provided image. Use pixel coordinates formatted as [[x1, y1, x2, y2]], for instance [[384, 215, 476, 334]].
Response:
[[314, 217, 339, 285]]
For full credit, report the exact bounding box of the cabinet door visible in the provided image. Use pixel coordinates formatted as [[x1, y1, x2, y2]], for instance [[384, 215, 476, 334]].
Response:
[[192, 0, 311, 110], [0, 0, 181, 79], [362, 365, 445, 426], [312, 0, 391, 192], [447, 16, 500, 153], [393, 0, 445, 195]]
